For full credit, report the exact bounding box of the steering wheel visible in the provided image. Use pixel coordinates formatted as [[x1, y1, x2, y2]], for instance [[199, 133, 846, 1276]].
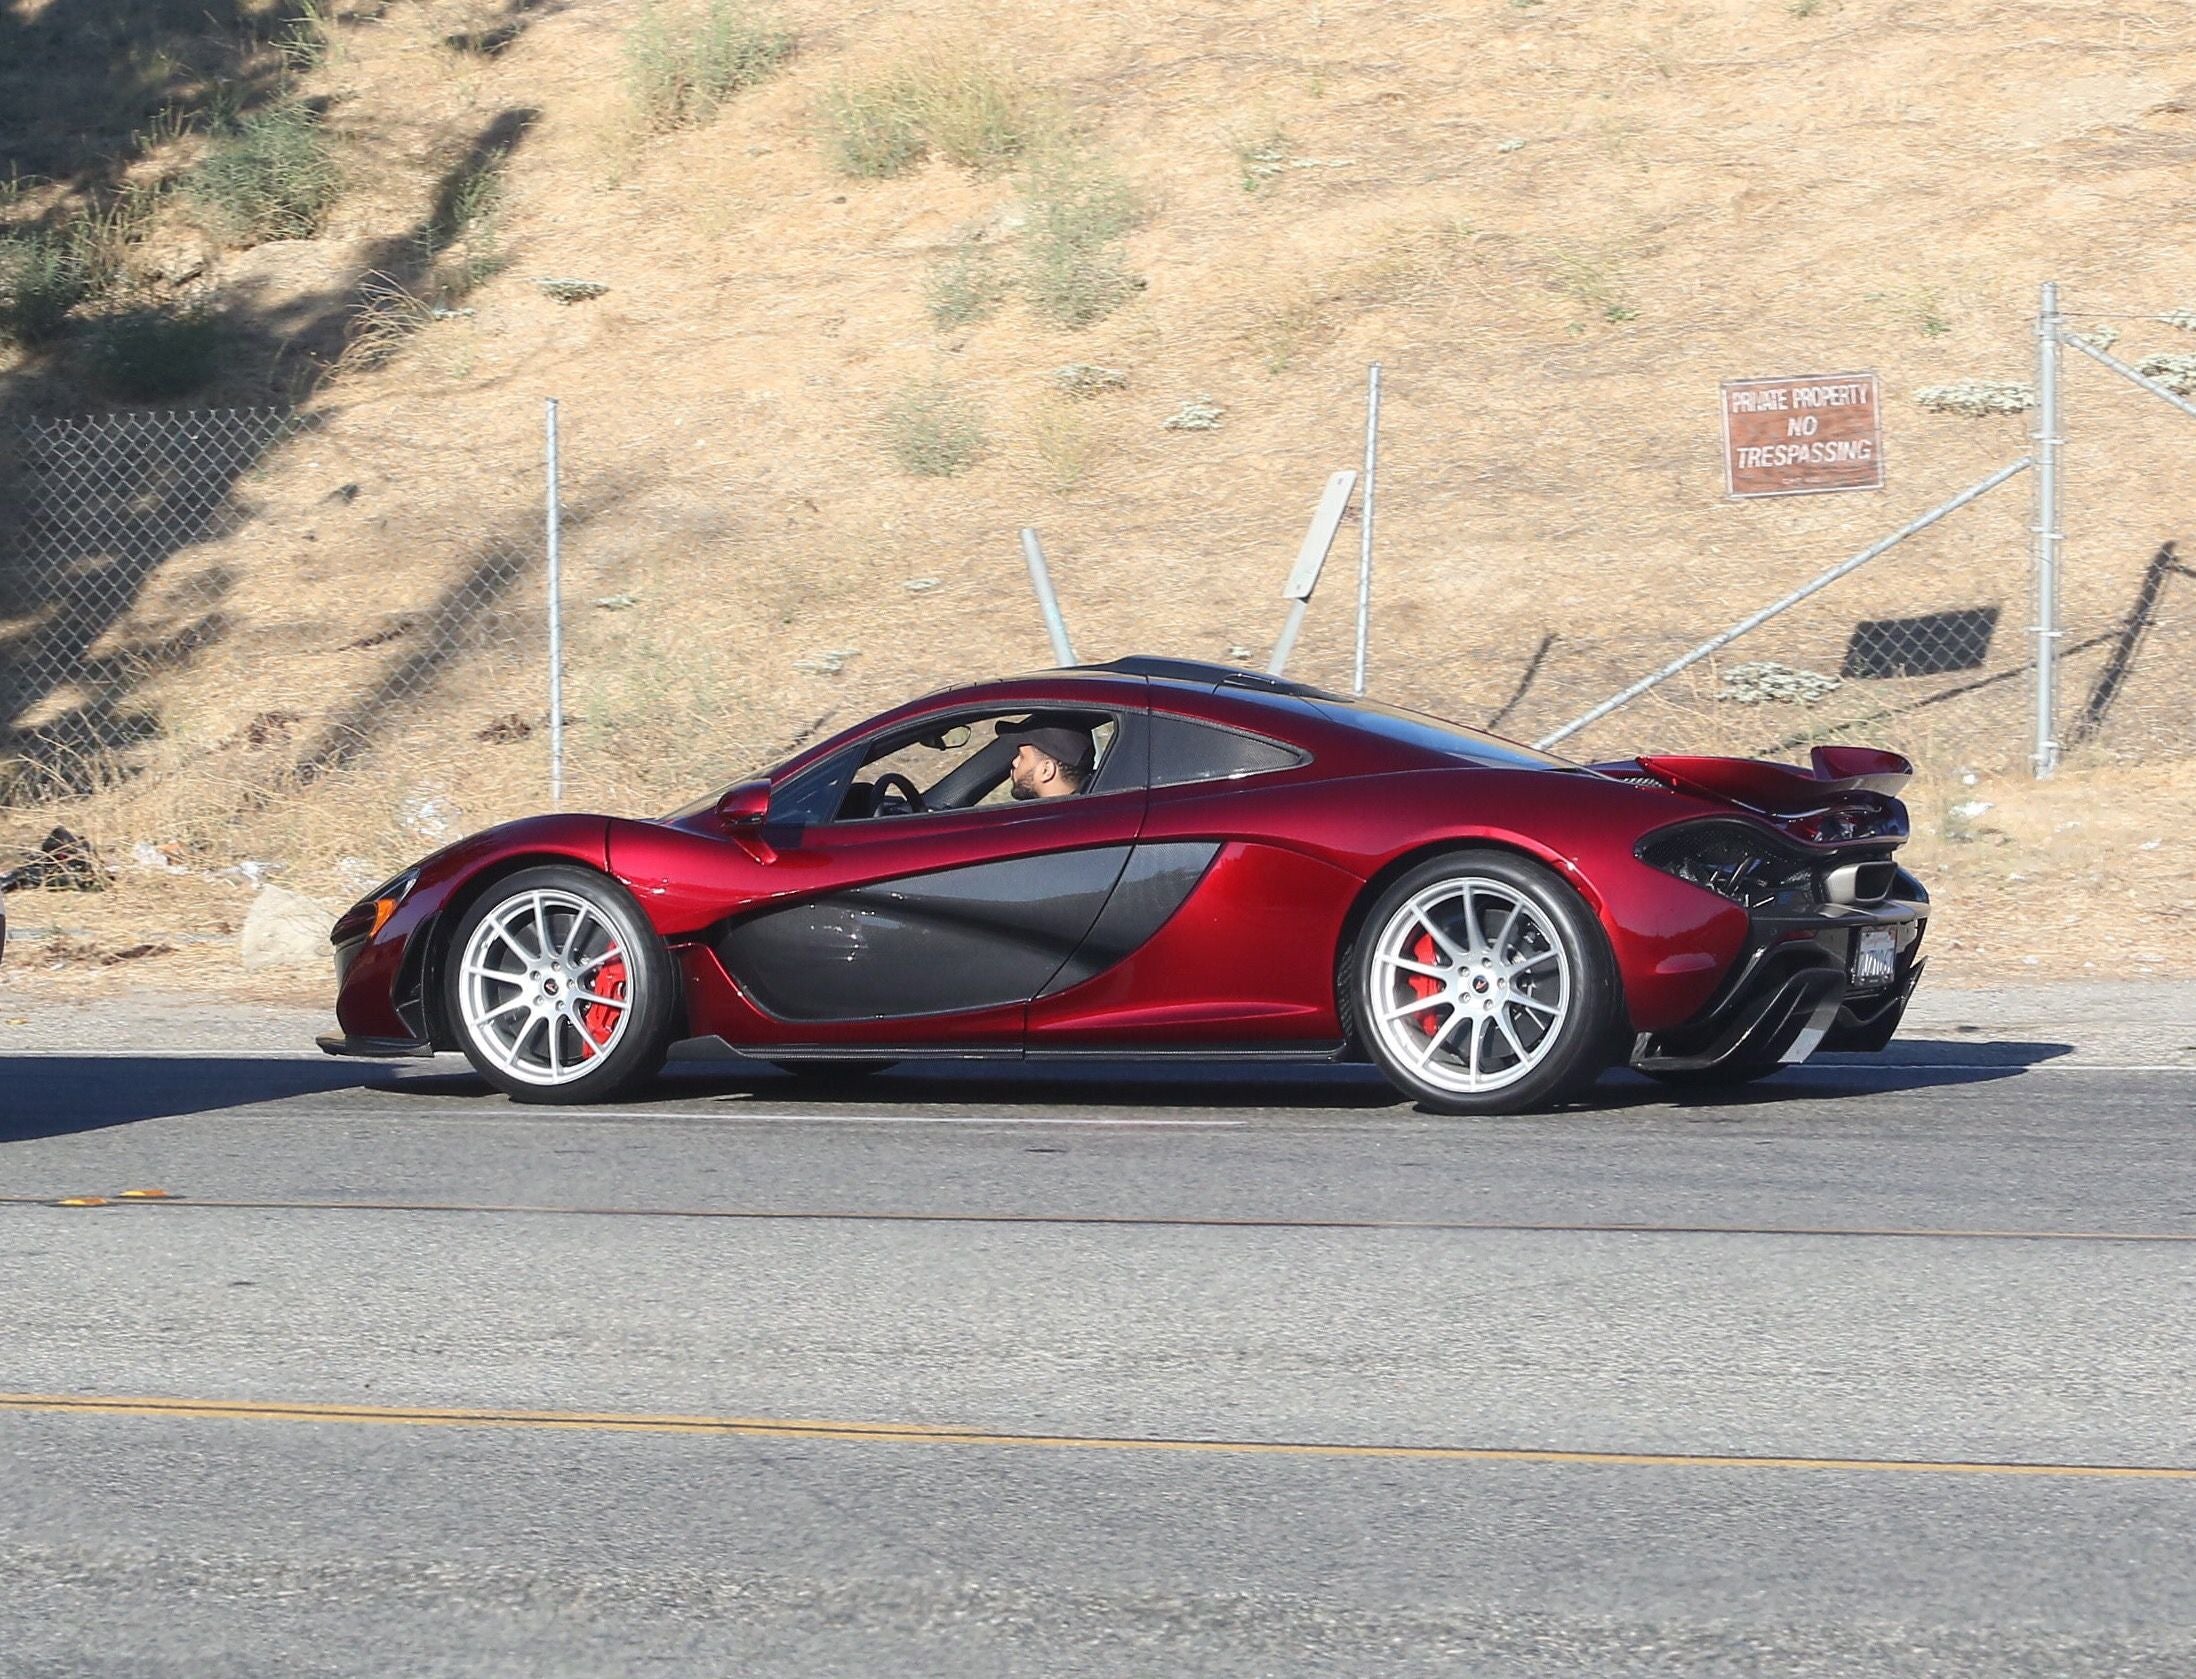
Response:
[[872, 771, 927, 815]]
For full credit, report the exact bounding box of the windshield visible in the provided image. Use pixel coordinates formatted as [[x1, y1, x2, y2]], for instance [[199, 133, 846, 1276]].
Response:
[[1315, 698, 1579, 771]]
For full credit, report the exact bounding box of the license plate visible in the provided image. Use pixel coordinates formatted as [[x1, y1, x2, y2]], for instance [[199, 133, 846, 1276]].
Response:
[[1851, 927, 1897, 988]]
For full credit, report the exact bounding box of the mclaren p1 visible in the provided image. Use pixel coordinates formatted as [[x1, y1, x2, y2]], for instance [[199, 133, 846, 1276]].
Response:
[[322, 656, 1928, 1112]]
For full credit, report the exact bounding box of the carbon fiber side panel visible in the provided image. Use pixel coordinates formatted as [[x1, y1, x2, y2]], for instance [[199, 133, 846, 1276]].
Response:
[[1037, 842, 1221, 998], [719, 847, 1132, 1022]]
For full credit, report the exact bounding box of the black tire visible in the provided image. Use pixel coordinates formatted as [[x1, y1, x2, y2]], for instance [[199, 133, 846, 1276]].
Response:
[[442, 864, 676, 1104], [1351, 849, 1621, 1115]]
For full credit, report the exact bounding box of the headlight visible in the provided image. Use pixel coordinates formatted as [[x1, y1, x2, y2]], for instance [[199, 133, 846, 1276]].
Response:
[[337, 867, 420, 942], [1638, 823, 1815, 910]]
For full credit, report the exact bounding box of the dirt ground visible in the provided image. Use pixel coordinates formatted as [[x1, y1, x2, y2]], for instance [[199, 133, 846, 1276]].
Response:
[[4, 0, 2193, 981], [4, 746, 2190, 1006]]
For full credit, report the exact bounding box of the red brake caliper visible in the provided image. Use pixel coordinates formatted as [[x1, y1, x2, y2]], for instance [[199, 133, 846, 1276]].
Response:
[[578, 954, 627, 1058], [1407, 932, 1444, 1036]]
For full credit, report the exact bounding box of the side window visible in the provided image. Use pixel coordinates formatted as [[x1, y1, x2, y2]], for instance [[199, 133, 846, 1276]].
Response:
[[814, 709, 1123, 822], [1148, 714, 1307, 789]]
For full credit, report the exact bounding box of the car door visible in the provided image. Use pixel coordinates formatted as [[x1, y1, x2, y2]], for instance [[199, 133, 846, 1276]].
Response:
[[712, 702, 1150, 1048]]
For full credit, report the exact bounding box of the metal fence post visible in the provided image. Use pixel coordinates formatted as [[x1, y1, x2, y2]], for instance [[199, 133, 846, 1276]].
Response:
[[1269, 469, 1358, 677], [545, 398, 565, 809], [1020, 527, 1077, 665], [1352, 363, 1381, 695], [2032, 284, 2062, 777]]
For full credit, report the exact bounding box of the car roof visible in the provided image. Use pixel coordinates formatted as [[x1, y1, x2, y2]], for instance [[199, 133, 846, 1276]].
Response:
[[766, 656, 1569, 785]]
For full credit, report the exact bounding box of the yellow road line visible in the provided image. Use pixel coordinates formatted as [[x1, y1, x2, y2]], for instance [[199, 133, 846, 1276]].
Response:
[[3, 1392, 2192, 1479], [4, 1193, 2192, 1244]]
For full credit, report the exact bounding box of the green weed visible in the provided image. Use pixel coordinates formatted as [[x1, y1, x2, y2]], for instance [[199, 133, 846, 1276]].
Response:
[[1548, 246, 1637, 325], [1231, 128, 1293, 193], [427, 152, 509, 300], [278, 0, 344, 72], [922, 237, 1006, 329], [189, 99, 343, 244], [626, 0, 793, 135], [821, 50, 1040, 180], [883, 376, 987, 476], [1017, 145, 1140, 329], [0, 227, 93, 346], [820, 80, 926, 178]]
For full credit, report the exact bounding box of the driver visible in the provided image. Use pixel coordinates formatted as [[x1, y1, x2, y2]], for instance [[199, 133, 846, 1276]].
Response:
[[996, 714, 1096, 800]]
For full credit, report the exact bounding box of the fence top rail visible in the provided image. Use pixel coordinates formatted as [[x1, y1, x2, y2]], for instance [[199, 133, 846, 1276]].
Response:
[[1535, 455, 2033, 750]]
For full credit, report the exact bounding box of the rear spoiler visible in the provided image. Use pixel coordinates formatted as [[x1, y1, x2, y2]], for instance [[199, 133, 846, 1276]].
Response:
[[1603, 746, 1914, 814]]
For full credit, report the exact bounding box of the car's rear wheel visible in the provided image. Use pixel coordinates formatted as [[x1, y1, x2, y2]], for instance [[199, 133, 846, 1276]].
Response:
[[444, 865, 675, 1104], [1353, 850, 1619, 1115]]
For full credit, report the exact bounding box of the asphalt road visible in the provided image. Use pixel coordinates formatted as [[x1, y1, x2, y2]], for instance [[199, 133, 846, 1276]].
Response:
[[4, 1036, 2194, 1677]]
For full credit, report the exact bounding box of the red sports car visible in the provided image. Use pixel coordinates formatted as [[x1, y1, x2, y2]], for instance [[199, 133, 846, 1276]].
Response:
[[322, 656, 1928, 1111]]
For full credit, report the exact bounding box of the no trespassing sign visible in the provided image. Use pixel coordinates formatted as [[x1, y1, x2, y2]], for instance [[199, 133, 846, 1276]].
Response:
[[1721, 371, 1884, 498]]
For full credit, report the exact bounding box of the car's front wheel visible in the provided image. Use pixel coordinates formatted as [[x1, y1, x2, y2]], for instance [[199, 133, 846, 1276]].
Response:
[[444, 864, 675, 1103], [1352, 850, 1619, 1115]]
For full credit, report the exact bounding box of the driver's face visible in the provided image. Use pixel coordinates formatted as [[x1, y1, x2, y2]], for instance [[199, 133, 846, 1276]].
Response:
[[1009, 742, 1064, 801]]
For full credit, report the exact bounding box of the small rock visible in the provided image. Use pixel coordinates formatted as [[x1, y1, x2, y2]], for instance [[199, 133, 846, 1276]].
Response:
[[241, 884, 337, 971], [1054, 363, 1128, 399], [1914, 380, 2036, 417], [533, 277, 610, 304], [1163, 397, 1224, 432], [1718, 660, 1840, 705], [2135, 353, 2196, 395], [401, 794, 460, 841], [335, 857, 383, 892], [210, 858, 286, 888], [141, 240, 208, 287], [129, 841, 190, 875]]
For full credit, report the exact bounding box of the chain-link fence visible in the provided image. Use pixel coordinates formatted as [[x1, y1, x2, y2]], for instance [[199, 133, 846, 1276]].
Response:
[[1490, 287, 2195, 777], [2, 284, 2189, 904], [1, 404, 544, 890]]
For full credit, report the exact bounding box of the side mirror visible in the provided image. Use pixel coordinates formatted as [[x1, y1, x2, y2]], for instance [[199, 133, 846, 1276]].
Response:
[[714, 779, 772, 828]]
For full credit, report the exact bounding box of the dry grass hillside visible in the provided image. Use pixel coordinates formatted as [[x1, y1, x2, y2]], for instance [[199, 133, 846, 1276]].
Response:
[[2, 0, 2193, 989]]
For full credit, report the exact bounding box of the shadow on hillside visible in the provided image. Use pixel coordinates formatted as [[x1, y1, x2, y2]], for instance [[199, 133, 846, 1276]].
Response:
[[0, 0, 297, 206], [444, 0, 563, 58], [1, 6, 548, 802], [2066, 539, 2194, 750]]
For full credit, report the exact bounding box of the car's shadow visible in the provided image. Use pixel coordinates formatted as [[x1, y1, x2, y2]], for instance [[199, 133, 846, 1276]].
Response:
[[0, 1056, 397, 1141], [372, 1037, 2080, 1117], [0, 1039, 2081, 1140]]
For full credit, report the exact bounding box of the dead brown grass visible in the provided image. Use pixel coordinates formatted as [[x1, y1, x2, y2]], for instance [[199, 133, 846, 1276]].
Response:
[[7, 0, 2196, 999]]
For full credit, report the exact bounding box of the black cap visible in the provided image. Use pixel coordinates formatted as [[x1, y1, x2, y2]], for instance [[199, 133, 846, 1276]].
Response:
[[995, 712, 1096, 773]]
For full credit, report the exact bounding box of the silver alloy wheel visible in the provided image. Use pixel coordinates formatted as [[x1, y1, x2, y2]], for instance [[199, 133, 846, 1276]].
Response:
[[1367, 875, 1572, 1094], [457, 888, 633, 1087]]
